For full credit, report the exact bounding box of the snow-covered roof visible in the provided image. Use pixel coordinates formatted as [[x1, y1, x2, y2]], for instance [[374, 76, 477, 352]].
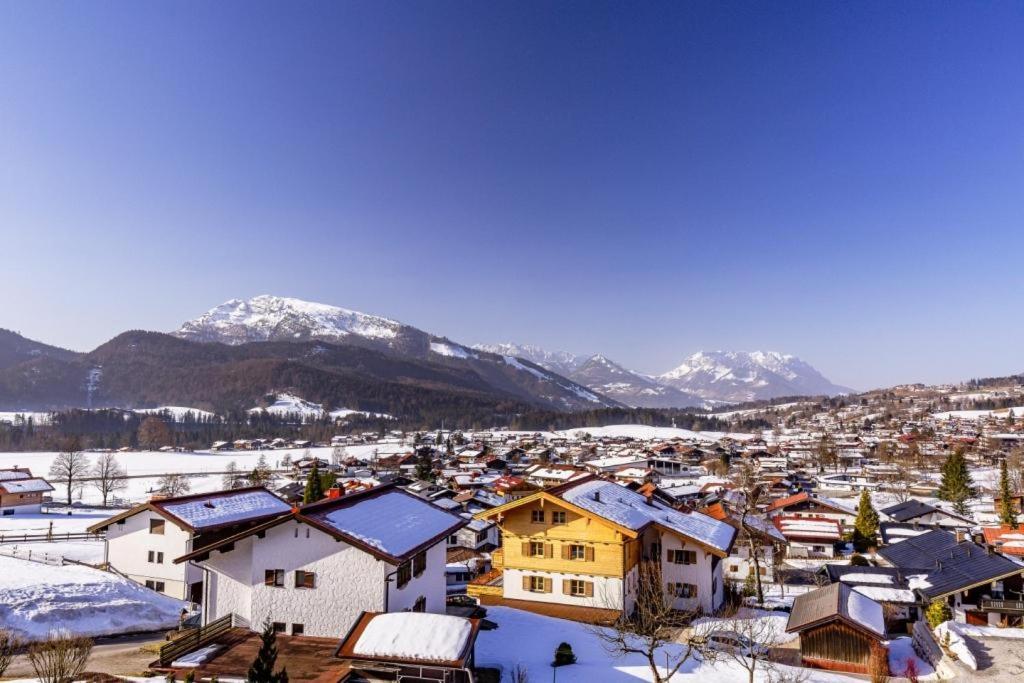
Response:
[[560, 479, 735, 553], [308, 488, 465, 559], [839, 573, 894, 585], [852, 586, 916, 604], [0, 478, 54, 493], [159, 489, 292, 530], [349, 612, 475, 664], [0, 470, 30, 482], [846, 586, 886, 635]]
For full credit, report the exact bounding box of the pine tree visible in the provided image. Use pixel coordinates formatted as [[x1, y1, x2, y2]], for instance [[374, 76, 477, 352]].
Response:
[[414, 449, 434, 482], [853, 489, 879, 550], [938, 449, 975, 516], [999, 459, 1017, 527], [247, 621, 288, 683], [303, 461, 324, 504]]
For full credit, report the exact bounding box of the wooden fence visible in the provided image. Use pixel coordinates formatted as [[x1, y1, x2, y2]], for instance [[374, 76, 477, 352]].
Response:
[[158, 613, 244, 666], [0, 531, 103, 544]]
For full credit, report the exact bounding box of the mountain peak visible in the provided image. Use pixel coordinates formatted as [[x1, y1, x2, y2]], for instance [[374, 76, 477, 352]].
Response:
[[172, 295, 405, 345], [660, 350, 849, 401]]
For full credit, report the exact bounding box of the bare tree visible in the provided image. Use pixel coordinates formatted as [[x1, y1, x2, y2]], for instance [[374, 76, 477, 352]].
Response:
[[591, 562, 712, 683], [704, 606, 786, 683], [157, 473, 191, 497], [1007, 448, 1024, 495], [48, 443, 90, 505], [505, 663, 529, 683], [881, 461, 914, 503], [91, 453, 127, 506], [27, 631, 93, 683], [222, 460, 244, 490], [730, 458, 767, 605], [331, 445, 346, 467], [0, 629, 20, 678], [137, 416, 172, 450]]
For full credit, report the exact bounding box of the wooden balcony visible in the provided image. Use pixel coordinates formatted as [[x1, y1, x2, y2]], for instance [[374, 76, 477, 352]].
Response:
[[981, 598, 1024, 613]]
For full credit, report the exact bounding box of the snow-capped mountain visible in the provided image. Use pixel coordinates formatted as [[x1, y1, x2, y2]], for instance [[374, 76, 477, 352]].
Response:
[[471, 343, 584, 377], [658, 351, 851, 402], [567, 355, 703, 409], [169, 296, 619, 411], [173, 295, 408, 346]]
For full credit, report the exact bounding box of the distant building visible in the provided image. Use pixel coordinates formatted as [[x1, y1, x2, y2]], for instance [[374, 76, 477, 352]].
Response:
[[0, 468, 54, 515]]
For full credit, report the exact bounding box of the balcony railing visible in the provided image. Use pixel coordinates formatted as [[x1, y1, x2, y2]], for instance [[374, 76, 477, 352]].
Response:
[[980, 598, 1024, 613]]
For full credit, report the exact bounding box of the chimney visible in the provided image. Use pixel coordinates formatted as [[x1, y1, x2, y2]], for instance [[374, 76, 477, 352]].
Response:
[[327, 486, 343, 500]]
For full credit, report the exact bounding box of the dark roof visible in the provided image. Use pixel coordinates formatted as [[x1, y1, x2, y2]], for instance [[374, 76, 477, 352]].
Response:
[[878, 529, 1024, 600], [786, 583, 885, 638], [880, 499, 971, 524]]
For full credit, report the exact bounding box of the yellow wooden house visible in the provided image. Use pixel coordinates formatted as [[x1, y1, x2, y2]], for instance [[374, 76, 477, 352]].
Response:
[[472, 476, 735, 618]]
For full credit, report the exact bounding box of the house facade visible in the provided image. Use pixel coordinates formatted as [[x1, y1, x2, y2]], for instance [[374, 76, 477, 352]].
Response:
[[474, 476, 735, 617], [0, 469, 53, 515], [88, 487, 293, 602], [176, 484, 466, 638]]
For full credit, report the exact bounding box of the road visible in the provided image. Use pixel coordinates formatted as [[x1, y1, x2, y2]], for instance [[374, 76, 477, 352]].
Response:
[[3, 631, 167, 679]]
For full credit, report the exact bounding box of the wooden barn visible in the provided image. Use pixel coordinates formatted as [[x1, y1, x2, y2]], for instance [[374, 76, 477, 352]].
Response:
[[785, 582, 887, 674]]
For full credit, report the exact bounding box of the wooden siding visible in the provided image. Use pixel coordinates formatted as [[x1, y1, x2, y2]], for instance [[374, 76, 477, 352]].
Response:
[[799, 622, 874, 673], [498, 502, 630, 578]]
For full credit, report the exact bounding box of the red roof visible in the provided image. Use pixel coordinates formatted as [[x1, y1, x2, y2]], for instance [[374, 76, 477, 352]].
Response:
[[766, 491, 809, 512], [982, 524, 1024, 556]]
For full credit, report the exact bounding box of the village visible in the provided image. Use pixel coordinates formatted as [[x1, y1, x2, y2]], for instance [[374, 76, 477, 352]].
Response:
[[1, 380, 1023, 681]]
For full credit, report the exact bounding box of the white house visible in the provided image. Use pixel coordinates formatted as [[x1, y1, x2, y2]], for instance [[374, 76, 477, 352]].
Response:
[[175, 484, 467, 638], [88, 487, 292, 602]]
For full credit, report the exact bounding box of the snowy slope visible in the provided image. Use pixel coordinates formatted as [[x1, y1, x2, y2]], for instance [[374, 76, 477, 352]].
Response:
[[567, 355, 702, 409], [173, 295, 405, 345], [471, 343, 584, 377], [659, 351, 851, 402]]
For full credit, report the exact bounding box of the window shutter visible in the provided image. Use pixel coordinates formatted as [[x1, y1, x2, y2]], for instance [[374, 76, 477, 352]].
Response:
[[521, 541, 531, 556], [522, 575, 531, 591], [561, 545, 571, 560], [543, 577, 552, 593], [562, 579, 571, 594], [585, 546, 595, 561], [545, 543, 554, 558], [666, 548, 672, 562], [584, 581, 594, 597]]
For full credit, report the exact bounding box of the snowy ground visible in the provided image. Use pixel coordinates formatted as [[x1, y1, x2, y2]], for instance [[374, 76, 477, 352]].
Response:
[[476, 606, 865, 682], [0, 445, 386, 506], [0, 507, 117, 563], [0, 554, 187, 640]]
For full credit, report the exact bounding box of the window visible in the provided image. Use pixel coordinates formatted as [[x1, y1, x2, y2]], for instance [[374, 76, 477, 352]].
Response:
[[147, 551, 165, 564], [527, 575, 549, 593], [413, 595, 427, 612], [568, 544, 585, 560], [729, 565, 739, 573], [530, 541, 546, 557], [272, 622, 286, 633], [264, 569, 284, 587], [145, 580, 166, 592], [396, 561, 412, 589], [149, 519, 165, 535], [668, 549, 697, 565], [670, 582, 698, 598], [448, 534, 458, 544], [531, 510, 545, 524], [551, 511, 567, 524], [412, 550, 427, 577], [649, 542, 661, 559], [291, 624, 304, 636], [566, 579, 592, 597], [295, 570, 315, 589]]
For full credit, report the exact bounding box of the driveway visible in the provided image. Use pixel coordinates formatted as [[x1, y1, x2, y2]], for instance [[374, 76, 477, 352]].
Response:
[[2, 631, 166, 679], [950, 632, 1024, 682]]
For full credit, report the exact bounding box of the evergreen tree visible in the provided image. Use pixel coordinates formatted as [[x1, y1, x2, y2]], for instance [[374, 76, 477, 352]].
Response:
[[320, 469, 337, 493], [938, 449, 976, 516], [303, 461, 324, 504], [999, 459, 1017, 527], [414, 449, 434, 481], [247, 621, 288, 683], [853, 489, 879, 550]]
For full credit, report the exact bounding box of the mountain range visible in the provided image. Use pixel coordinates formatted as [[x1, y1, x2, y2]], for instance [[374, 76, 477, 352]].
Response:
[[473, 344, 851, 404], [0, 295, 850, 417]]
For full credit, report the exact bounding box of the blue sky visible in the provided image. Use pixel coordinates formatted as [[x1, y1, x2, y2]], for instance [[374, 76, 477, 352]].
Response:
[[1, 2, 1022, 390]]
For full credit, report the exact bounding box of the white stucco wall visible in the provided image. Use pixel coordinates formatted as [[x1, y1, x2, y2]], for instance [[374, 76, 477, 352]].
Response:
[[104, 510, 198, 600], [659, 532, 721, 613], [201, 520, 450, 638], [0, 501, 44, 514]]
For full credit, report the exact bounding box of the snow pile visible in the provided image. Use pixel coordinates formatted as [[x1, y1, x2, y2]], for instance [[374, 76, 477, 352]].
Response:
[[353, 612, 472, 662], [949, 622, 1024, 639], [161, 489, 292, 529], [934, 622, 978, 670], [845, 588, 885, 636], [886, 637, 934, 679], [0, 555, 187, 640], [313, 489, 464, 558]]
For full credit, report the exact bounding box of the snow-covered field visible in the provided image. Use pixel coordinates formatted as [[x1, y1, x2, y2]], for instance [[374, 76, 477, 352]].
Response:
[[477, 606, 889, 682], [0, 554, 187, 640], [555, 424, 756, 443], [0, 445, 385, 506], [0, 508, 121, 564]]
